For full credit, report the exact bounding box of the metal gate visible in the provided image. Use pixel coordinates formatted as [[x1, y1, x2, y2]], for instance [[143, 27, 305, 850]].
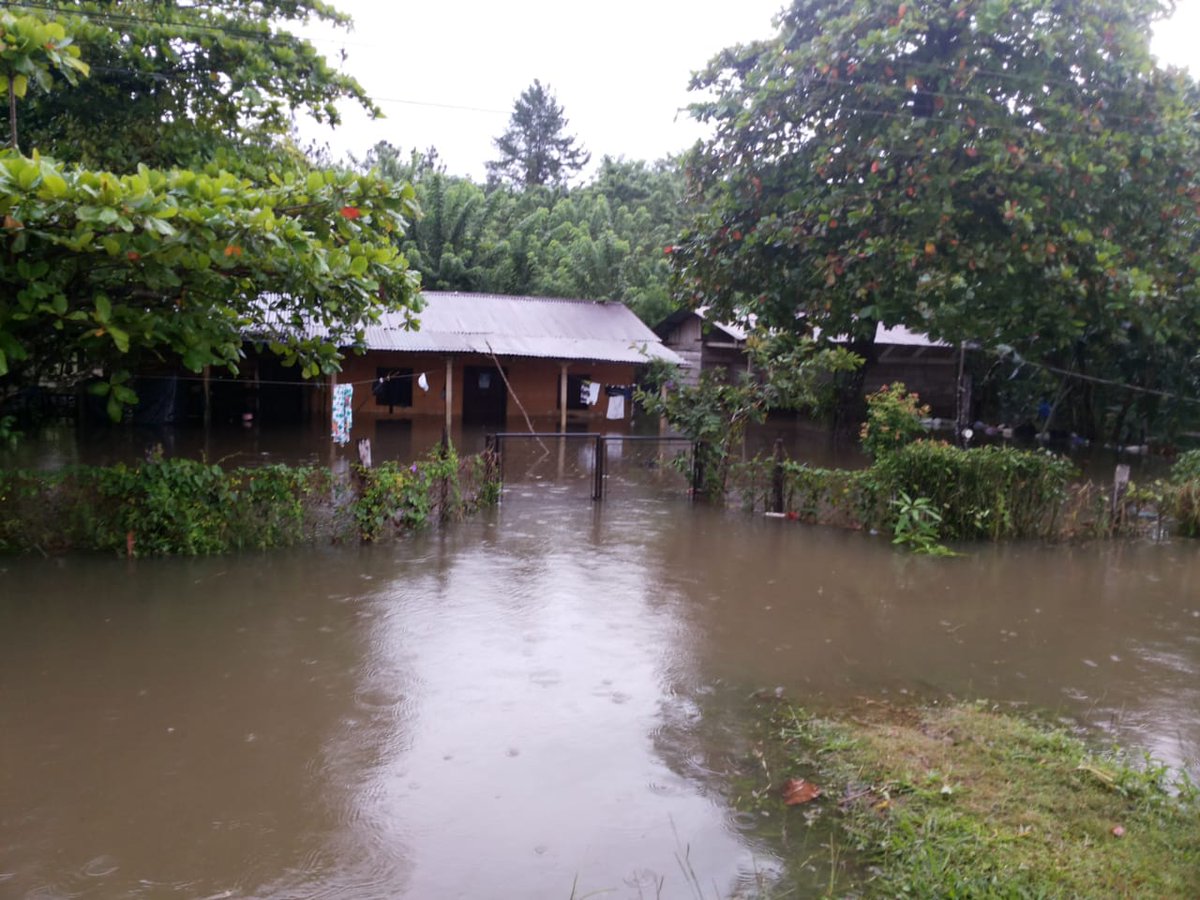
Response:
[[485, 432, 698, 501]]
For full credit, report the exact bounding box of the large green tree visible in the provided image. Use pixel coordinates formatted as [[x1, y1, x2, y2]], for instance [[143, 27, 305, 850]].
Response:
[[675, 0, 1200, 437], [17, 0, 376, 173], [486, 79, 590, 190], [0, 10, 420, 418]]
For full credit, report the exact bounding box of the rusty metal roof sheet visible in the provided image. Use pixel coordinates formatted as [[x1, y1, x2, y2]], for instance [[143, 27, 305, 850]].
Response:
[[366, 292, 682, 365]]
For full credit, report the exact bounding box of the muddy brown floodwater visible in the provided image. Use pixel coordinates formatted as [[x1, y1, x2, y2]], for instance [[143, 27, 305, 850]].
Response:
[[2, 443, 1198, 898]]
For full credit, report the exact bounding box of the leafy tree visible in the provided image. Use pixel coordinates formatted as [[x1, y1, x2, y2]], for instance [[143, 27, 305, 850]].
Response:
[[17, 1, 376, 173], [0, 10, 89, 152], [0, 12, 420, 419], [638, 336, 860, 498], [675, 0, 1200, 436], [486, 79, 590, 190]]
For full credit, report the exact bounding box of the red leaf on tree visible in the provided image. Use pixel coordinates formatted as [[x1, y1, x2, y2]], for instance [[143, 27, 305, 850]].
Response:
[[126, 251, 141, 261], [340, 206, 362, 219], [782, 778, 822, 805], [871, 160, 880, 174], [224, 245, 242, 258]]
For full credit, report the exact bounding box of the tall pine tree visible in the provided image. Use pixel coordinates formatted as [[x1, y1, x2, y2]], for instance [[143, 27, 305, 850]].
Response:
[[487, 80, 590, 190]]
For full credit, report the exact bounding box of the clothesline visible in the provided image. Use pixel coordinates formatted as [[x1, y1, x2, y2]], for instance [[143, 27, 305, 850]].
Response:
[[106, 370, 430, 389]]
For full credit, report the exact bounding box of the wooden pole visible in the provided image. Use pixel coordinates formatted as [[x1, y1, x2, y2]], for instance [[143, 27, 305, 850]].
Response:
[[559, 362, 568, 433], [444, 356, 453, 436]]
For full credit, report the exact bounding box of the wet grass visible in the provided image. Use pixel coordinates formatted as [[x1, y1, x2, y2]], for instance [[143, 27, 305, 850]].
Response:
[[745, 700, 1200, 897]]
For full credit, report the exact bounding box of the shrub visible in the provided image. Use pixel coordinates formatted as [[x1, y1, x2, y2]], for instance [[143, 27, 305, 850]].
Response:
[[859, 382, 929, 460], [0, 446, 501, 556], [870, 441, 1075, 540]]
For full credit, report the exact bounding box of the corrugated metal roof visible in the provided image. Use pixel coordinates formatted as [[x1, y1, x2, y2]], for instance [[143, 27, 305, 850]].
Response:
[[366, 292, 682, 365]]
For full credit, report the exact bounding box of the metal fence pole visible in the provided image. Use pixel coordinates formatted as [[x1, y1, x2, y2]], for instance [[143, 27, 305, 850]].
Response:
[[592, 434, 605, 501]]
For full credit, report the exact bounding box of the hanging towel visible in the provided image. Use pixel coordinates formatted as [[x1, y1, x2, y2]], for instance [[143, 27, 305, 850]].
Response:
[[417, 372, 429, 392], [606, 392, 626, 420], [331, 384, 353, 445], [587, 381, 601, 406]]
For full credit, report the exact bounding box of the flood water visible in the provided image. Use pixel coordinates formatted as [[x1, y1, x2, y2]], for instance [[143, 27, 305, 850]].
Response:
[[2, 443, 1199, 898]]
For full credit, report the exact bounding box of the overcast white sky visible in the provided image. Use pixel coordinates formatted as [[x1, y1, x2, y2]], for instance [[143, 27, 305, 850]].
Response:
[[297, 0, 1200, 180]]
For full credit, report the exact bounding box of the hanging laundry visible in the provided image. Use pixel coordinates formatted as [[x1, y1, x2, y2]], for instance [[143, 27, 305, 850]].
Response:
[[606, 391, 626, 420], [417, 372, 429, 392], [586, 381, 601, 406], [331, 383, 353, 445]]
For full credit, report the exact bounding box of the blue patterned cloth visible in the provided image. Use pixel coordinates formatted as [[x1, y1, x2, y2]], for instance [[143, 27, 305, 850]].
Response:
[[331, 384, 353, 445]]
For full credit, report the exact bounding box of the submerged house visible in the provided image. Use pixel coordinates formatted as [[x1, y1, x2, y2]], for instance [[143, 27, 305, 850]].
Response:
[[213, 291, 683, 431], [654, 308, 961, 417]]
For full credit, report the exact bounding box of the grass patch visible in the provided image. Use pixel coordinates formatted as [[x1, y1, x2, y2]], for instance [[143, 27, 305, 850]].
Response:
[[750, 701, 1200, 897]]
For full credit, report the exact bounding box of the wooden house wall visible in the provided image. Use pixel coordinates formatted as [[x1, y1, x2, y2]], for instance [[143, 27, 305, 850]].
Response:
[[323, 351, 637, 423]]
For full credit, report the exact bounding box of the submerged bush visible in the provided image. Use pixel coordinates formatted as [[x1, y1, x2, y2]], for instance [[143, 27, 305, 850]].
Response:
[[872, 441, 1075, 540], [733, 440, 1075, 544], [1166, 449, 1200, 538], [0, 446, 500, 556]]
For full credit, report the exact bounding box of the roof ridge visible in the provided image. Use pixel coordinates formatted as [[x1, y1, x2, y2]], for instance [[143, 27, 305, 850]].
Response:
[[420, 291, 616, 306]]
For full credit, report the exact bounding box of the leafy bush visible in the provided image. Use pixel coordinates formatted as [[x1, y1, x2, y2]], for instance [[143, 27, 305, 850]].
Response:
[[859, 382, 929, 459], [872, 441, 1074, 540], [1165, 450, 1200, 537], [0, 446, 501, 556]]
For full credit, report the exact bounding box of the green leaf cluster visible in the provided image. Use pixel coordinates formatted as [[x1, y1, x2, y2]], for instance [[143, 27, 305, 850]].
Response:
[[676, 0, 1200, 438], [0, 149, 421, 407]]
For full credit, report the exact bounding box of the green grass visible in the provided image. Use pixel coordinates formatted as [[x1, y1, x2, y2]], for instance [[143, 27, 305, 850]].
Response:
[[751, 701, 1200, 897]]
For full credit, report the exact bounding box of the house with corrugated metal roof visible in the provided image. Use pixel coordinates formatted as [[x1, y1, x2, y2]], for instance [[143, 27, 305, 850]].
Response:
[[654, 308, 962, 416], [249, 291, 679, 431]]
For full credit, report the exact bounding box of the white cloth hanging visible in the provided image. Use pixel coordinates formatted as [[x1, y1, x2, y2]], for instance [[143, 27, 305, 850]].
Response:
[[606, 392, 626, 420], [417, 372, 429, 392], [587, 382, 601, 406]]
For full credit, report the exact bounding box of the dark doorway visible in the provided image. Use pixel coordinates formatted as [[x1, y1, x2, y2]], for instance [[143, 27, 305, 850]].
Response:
[[462, 365, 507, 425]]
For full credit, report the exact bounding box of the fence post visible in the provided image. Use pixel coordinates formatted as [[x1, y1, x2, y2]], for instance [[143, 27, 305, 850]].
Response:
[[1110, 463, 1131, 533], [771, 438, 785, 514], [592, 434, 605, 501]]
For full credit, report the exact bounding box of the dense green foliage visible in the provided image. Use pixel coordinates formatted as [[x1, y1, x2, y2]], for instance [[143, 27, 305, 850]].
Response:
[[1166, 449, 1200, 538], [677, 0, 1200, 440], [0, 449, 500, 556], [737, 439, 1074, 542], [859, 382, 930, 459], [637, 337, 862, 497], [17, 0, 376, 172], [0, 7, 421, 421], [352, 445, 495, 541], [874, 440, 1074, 539], [753, 702, 1200, 896], [361, 144, 686, 324], [486, 79, 590, 190]]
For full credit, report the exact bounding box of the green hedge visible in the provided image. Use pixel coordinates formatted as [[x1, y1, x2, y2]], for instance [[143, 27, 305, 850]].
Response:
[[734, 440, 1075, 542], [872, 441, 1075, 540], [1167, 449, 1200, 538], [0, 446, 500, 556]]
